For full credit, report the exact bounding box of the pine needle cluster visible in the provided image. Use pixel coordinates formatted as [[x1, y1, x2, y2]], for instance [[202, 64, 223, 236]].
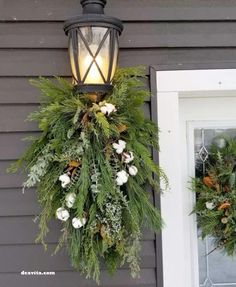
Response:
[[9, 67, 167, 283]]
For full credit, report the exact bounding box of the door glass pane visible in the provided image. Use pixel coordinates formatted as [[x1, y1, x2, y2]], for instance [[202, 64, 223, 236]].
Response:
[[194, 128, 236, 287]]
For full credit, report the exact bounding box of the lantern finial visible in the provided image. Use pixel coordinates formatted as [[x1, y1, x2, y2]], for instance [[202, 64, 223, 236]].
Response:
[[81, 0, 106, 14]]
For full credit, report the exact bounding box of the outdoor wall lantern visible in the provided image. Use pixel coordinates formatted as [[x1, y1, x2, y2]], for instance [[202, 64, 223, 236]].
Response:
[[64, 0, 123, 95]]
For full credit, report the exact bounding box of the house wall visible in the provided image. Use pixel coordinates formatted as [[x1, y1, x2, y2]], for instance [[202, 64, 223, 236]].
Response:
[[1, 1, 236, 286]]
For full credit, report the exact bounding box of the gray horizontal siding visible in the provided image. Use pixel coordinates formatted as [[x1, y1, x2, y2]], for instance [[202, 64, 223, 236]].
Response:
[[0, 189, 40, 216], [2, 22, 236, 48], [0, 161, 28, 188], [0, 78, 42, 104], [1, 0, 236, 21], [0, 216, 154, 243], [0, 49, 163, 76], [0, 132, 39, 159], [0, 242, 155, 272], [2, 48, 236, 77], [0, 269, 156, 287]]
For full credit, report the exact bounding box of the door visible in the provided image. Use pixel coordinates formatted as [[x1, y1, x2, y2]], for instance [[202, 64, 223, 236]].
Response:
[[179, 94, 236, 287], [156, 69, 236, 287]]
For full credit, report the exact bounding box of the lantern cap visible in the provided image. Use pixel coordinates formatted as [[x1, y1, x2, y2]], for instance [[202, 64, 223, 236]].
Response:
[[64, 14, 123, 35], [81, 0, 106, 5], [64, 0, 123, 35]]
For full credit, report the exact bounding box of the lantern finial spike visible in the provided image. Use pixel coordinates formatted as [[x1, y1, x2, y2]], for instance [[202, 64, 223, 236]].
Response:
[[80, 0, 107, 14]]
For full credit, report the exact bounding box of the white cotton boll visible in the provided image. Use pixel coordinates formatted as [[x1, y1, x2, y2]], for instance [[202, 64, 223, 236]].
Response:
[[65, 193, 76, 208], [56, 207, 70, 222], [100, 103, 116, 116], [129, 165, 138, 176], [117, 147, 124, 154], [116, 170, 129, 186], [123, 151, 134, 163], [123, 176, 129, 183], [112, 142, 119, 149], [100, 106, 108, 115], [112, 143, 123, 154], [112, 140, 126, 154], [72, 217, 87, 229], [59, 174, 71, 188], [105, 103, 117, 115], [117, 170, 129, 180], [116, 177, 124, 186], [118, 140, 126, 149], [205, 202, 215, 210]]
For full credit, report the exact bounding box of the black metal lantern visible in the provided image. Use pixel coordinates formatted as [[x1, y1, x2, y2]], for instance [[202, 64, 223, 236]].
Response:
[[64, 0, 123, 94]]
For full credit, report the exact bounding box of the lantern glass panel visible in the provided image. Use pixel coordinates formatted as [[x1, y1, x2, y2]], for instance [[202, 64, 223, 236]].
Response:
[[69, 37, 78, 81], [78, 36, 93, 81], [78, 27, 110, 84], [93, 33, 110, 81], [110, 34, 119, 81]]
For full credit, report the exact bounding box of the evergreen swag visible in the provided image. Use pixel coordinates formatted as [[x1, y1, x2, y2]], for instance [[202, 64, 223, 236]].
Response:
[[9, 67, 168, 283], [192, 137, 236, 255]]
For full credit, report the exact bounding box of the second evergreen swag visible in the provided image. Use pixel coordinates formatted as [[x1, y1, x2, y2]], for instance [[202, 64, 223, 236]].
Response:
[[9, 67, 168, 283], [192, 137, 236, 255]]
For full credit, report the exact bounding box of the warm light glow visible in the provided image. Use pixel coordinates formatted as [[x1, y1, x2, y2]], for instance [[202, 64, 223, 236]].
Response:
[[79, 44, 108, 84], [83, 54, 104, 84]]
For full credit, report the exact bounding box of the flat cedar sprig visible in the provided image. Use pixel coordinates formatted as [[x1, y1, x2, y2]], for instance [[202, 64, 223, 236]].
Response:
[[191, 138, 236, 256], [8, 66, 167, 284]]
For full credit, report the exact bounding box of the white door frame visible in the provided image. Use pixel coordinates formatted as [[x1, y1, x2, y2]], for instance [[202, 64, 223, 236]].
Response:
[[155, 69, 236, 287]]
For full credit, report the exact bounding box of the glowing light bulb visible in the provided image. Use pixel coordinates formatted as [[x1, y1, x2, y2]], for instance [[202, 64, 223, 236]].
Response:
[[83, 53, 104, 84], [79, 44, 108, 84]]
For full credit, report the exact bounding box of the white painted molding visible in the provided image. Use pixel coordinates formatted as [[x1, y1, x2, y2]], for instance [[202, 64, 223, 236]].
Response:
[[156, 69, 236, 92], [157, 91, 187, 287]]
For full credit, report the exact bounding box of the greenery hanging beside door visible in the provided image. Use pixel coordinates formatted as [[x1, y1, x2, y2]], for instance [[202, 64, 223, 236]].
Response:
[[9, 67, 167, 283]]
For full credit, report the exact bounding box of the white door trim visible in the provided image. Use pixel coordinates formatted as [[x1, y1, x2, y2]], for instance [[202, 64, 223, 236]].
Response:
[[155, 69, 236, 287], [156, 69, 236, 92]]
